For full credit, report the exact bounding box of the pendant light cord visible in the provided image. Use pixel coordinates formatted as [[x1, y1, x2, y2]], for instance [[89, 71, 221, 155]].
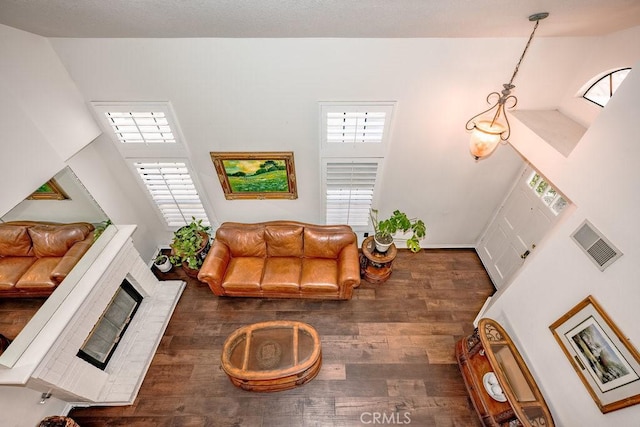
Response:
[[507, 19, 540, 86]]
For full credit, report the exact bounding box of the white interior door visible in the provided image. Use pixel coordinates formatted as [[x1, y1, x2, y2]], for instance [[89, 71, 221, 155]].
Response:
[[478, 167, 569, 289]]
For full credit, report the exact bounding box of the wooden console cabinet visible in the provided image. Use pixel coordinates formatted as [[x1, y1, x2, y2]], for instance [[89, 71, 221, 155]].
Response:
[[456, 318, 554, 427]]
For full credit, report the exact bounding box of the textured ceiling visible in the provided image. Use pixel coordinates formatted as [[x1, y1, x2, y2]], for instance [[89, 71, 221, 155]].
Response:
[[1, 0, 640, 38]]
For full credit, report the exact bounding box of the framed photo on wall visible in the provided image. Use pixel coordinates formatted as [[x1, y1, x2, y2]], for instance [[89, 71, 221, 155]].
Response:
[[550, 295, 640, 413], [210, 152, 298, 200]]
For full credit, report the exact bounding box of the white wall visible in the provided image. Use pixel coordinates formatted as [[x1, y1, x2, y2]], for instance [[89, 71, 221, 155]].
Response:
[[486, 28, 640, 426], [0, 81, 64, 217], [558, 26, 640, 128], [47, 36, 590, 246], [0, 23, 99, 216], [0, 387, 68, 427], [0, 25, 101, 161], [1, 167, 108, 224], [66, 135, 168, 260], [0, 24, 166, 260]]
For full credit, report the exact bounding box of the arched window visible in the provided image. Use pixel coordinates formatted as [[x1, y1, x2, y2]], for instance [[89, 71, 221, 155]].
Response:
[[583, 68, 631, 107]]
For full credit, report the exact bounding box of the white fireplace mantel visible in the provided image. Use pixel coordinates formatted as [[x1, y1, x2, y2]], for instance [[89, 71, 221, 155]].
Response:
[[0, 225, 184, 407]]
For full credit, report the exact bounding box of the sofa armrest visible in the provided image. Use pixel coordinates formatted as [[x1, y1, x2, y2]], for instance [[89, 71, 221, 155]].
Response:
[[337, 242, 361, 292], [50, 240, 94, 284], [197, 241, 231, 295]]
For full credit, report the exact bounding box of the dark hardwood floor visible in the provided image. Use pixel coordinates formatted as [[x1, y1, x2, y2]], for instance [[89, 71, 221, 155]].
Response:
[[0, 296, 45, 342], [63, 248, 492, 426]]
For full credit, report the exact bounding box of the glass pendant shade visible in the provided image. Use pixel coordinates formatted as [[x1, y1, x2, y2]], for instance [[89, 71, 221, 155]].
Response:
[[464, 12, 548, 161], [469, 120, 506, 160]]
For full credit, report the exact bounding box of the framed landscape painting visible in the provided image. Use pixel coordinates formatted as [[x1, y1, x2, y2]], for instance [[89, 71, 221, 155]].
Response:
[[550, 295, 640, 413], [210, 152, 298, 200], [27, 178, 69, 200]]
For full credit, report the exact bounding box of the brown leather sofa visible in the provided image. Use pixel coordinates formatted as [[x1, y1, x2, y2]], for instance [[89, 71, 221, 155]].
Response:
[[0, 221, 95, 298], [198, 221, 361, 300]]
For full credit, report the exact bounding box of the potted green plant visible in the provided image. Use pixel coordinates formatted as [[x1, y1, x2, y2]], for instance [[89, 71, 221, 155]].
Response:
[[169, 217, 211, 278], [153, 254, 172, 273], [93, 219, 112, 242], [370, 209, 426, 253]]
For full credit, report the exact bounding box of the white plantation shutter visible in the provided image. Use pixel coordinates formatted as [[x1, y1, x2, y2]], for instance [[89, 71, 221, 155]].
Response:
[[320, 103, 394, 156], [93, 102, 213, 230], [105, 111, 176, 144], [133, 161, 209, 227], [324, 160, 380, 227], [320, 103, 393, 229], [326, 111, 386, 144]]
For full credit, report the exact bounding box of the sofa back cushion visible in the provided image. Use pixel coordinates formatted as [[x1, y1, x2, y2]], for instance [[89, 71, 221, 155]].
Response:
[[28, 224, 92, 258], [265, 225, 304, 257], [216, 224, 266, 257], [0, 225, 33, 256], [304, 226, 356, 259]]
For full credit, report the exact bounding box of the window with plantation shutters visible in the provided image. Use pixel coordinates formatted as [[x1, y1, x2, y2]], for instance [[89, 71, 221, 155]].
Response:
[[320, 102, 394, 230], [320, 102, 395, 158], [92, 102, 213, 229], [323, 160, 380, 228], [326, 111, 387, 144], [104, 111, 176, 144], [92, 102, 184, 152], [133, 161, 209, 227]]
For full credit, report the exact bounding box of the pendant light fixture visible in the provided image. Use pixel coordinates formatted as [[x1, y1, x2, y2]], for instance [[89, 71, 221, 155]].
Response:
[[466, 12, 549, 160]]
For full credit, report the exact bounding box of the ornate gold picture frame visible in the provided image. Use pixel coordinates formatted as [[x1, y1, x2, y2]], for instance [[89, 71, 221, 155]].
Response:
[[550, 295, 640, 413], [210, 152, 298, 200], [27, 179, 69, 200]]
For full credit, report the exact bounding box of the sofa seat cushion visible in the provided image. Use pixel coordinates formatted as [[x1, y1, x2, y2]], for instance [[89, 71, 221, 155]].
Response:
[[15, 258, 60, 290], [221, 257, 264, 292], [0, 225, 33, 256], [300, 258, 339, 292], [0, 257, 36, 289], [262, 257, 302, 292]]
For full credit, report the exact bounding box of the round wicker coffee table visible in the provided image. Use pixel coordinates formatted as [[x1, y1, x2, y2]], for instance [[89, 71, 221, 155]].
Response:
[[221, 320, 322, 392]]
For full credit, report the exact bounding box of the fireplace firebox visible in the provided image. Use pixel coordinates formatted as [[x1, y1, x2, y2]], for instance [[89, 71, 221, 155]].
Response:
[[77, 278, 142, 370]]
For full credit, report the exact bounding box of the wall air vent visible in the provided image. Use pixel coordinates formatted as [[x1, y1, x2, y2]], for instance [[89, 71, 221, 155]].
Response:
[[571, 220, 622, 271]]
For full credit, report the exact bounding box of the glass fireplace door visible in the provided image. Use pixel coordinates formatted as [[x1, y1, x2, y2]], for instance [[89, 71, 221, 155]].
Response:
[[77, 279, 142, 370]]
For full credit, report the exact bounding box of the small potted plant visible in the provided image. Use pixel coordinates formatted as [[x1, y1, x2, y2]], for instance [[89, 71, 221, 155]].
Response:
[[370, 209, 426, 253], [169, 217, 211, 278], [93, 219, 112, 242], [153, 254, 172, 273]]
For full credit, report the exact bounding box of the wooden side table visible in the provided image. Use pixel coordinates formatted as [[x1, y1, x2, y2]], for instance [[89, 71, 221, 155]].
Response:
[[360, 236, 397, 284]]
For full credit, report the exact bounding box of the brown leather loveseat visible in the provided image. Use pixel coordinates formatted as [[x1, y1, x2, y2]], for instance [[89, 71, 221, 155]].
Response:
[[198, 221, 361, 300], [0, 221, 95, 298]]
